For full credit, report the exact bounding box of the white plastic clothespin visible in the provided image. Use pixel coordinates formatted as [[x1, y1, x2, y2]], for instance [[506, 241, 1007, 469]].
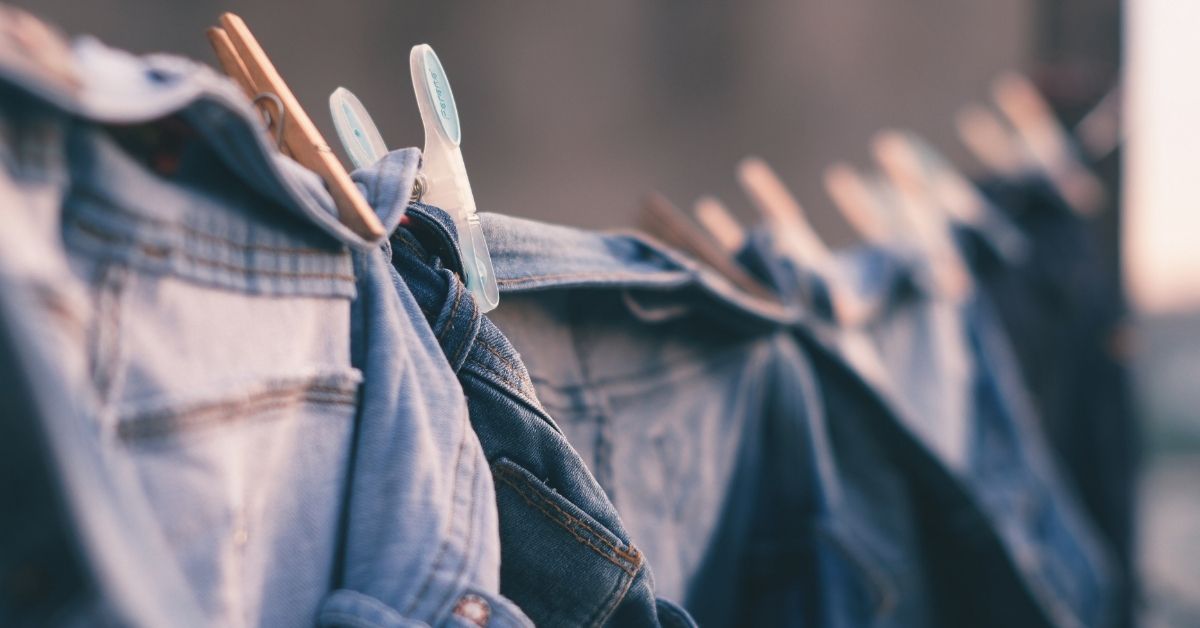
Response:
[[329, 87, 387, 170], [330, 44, 499, 312]]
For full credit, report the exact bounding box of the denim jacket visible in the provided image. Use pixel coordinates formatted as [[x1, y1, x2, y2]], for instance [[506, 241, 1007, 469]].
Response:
[[0, 30, 520, 627]]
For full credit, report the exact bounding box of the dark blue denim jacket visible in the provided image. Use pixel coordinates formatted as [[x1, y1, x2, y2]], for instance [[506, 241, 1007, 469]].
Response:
[[970, 177, 1137, 625], [739, 229, 1119, 628]]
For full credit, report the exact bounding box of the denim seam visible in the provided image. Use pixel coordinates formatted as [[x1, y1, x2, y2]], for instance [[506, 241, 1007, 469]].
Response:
[[493, 465, 641, 576], [428, 410, 487, 622], [71, 219, 358, 283], [403, 404, 474, 619], [92, 263, 127, 408], [584, 564, 636, 628], [460, 364, 549, 429], [72, 189, 348, 256], [391, 233, 425, 260], [476, 341, 518, 378], [439, 286, 471, 368], [474, 340, 538, 405], [408, 204, 467, 274], [117, 386, 358, 442], [494, 272, 688, 287]]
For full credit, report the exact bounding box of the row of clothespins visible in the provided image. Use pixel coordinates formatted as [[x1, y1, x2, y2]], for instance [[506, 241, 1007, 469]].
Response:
[[203, 13, 1117, 321], [637, 71, 1119, 319], [204, 13, 500, 312]]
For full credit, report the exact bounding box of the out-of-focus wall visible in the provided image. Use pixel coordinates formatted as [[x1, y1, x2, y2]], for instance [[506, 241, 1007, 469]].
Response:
[[14, 0, 1031, 243]]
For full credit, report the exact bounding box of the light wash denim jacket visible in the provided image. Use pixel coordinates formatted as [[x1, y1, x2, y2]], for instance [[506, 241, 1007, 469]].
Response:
[[0, 29, 523, 627]]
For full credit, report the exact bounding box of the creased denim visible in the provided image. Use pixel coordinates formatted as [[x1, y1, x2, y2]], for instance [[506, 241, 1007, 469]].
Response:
[[739, 228, 1118, 628], [372, 179, 692, 627], [0, 35, 518, 627], [375, 191, 889, 627], [971, 177, 1137, 625]]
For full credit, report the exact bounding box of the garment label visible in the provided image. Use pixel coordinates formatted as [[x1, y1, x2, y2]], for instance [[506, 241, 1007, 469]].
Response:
[[420, 47, 460, 146]]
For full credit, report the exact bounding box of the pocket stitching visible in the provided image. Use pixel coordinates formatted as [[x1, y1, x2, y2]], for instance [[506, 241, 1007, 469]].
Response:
[[117, 381, 358, 442], [492, 462, 642, 577]]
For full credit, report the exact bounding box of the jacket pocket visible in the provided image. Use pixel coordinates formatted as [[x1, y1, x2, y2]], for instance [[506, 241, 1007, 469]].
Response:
[[491, 458, 644, 628], [86, 263, 362, 625]]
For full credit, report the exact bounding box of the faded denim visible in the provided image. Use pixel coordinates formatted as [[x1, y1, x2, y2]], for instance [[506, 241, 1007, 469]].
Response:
[[0, 35, 521, 627], [374, 184, 694, 627], [371, 188, 894, 626]]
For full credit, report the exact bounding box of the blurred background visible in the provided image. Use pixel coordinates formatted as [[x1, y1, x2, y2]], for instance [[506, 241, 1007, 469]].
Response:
[[13, 0, 1197, 624]]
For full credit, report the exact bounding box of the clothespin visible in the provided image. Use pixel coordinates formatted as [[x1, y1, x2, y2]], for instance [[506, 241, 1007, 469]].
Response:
[[891, 132, 990, 227], [735, 158, 882, 325], [328, 46, 499, 312], [889, 131, 1031, 263], [0, 6, 79, 93], [328, 87, 387, 170], [408, 44, 498, 312], [954, 103, 1033, 178], [990, 73, 1106, 215], [871, 131, 971, 301], [693, 196, 746, 253], [822, 162, 892, 244], [206, 13, 384, 240], [639, 193, 777, 302], [1074, 81, 1122, 161], [736, 156, 834, 269]]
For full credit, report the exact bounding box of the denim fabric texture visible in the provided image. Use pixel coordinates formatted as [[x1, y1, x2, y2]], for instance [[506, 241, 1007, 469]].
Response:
[[0, 36, 520, 627], [739, 228, 1118, 628], [378, 193, 887, 627], [972, 177, 1137, 625], [373, 178, 694, 627]]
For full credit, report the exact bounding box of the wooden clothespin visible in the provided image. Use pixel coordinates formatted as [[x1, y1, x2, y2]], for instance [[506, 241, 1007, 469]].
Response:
[[692, 196, 746, 253], [871, 131, 971, 301], [892, 131, 993, 228], [1075, 81, 1122, 161], [206, 13, 385, 240], [954, 103, 1033, 178], [990, 73, 1106, 215], [639, 193, 777, 302], [735, 158, 882, 326], [736, 156, 834, 269], [822, 162, 892, 244]]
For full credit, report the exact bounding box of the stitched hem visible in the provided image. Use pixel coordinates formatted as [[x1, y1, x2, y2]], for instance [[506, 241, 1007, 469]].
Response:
[[71, 219, 357, 283], [73, 188, 346, 256]]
